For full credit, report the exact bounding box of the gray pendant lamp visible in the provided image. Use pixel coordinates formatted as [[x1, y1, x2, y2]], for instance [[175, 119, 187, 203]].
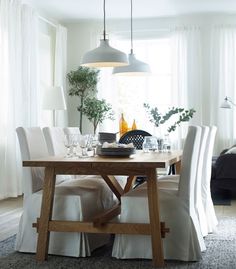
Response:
[[112, 0, 150, 75], [81, 0, 128, 68]]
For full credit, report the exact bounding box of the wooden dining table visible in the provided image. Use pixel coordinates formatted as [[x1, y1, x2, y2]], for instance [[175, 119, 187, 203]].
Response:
[[23, 150, 182, 267]]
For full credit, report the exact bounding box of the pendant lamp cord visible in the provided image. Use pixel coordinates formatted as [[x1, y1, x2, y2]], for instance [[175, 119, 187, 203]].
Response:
[[130, 0, 133, 54], [103, 0, 106, 40]]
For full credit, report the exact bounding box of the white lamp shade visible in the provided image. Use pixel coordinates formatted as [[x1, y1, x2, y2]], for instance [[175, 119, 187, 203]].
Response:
[[220, 98, 232, 109], [42, 86, 67, 110], [112, 53, 151, 76], [81, 39, 128, 68]]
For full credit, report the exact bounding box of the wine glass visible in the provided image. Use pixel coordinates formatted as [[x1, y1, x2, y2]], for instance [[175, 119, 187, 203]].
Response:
[[64, 134, 73, 158], [71, 134, 79, 157], [90, 134, 99, 156], [78, 135, 89, 157]]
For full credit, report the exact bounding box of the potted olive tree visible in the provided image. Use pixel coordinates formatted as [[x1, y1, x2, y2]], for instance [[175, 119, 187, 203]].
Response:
[[81, 97, 115, 134], [67, 67, 99, 133]]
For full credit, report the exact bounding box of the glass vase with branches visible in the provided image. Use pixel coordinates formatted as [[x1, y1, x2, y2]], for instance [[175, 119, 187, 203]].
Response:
[[143, 103, 196, 133]]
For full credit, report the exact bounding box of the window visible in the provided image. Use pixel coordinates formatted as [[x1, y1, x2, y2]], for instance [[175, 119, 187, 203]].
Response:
[[99, 37, 172, 135]]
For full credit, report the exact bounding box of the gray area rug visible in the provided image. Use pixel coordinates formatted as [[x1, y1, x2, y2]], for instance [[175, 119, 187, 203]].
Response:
[[0, 217, 236, 269]]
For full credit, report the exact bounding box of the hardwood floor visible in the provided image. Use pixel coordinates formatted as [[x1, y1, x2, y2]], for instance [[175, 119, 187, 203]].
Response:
[[0, 196, 235, 242], [0, 196, 23, 241], [214, 199, 236, 217]]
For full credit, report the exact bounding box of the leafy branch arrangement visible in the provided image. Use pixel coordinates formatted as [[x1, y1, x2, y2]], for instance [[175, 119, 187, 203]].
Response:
[[81, 97, 115, 134], [143, 103, 196, 133], [67, 67, 100, 133]]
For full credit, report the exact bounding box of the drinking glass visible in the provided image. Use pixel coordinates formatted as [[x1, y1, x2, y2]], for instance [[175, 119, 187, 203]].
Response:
[[142, 136, 158, 152], [163, 134, 171, 152], [78, 135, 89, 157], [71, 134, 79, 157], [64, 134, 73, 158], [157, 138, 164, 152], [90, 134, 99, 156]]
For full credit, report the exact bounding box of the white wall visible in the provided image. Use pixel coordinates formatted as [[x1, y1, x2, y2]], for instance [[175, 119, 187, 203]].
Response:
[[66, 21, 100, 133], [65, 13, 236, 133]]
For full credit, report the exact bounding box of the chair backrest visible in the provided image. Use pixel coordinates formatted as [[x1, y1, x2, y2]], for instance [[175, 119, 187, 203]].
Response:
[[119, 130, 151, 150], [178, 126, 202, 205], [202, 126, 217, 203], [43, 127, 66, 156], [64, 127, 81, 136], [194, 126, 210, 236], [195, 126, 209, 204], [43, 127, 73, 183], [16, 127, 49, 198]]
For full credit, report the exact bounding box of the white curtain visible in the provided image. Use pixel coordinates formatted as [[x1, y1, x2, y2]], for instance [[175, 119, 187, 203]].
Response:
[[167, 26, 203, 149], [54, 24, 68, 127], [209, 26, 236, 153], [0, 0, 39, 199]]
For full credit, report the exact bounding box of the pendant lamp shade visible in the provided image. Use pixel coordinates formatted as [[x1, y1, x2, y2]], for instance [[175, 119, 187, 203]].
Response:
[[112, 0, 150, 75], [81, 0, 128, 68], [81, 39, 128, 67], [112, 52, 151, 75]]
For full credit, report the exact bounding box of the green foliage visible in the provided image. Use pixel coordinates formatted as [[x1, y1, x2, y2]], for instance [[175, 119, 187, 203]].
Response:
[[144, 103, 196, 133], [67, 67, 99, 98], [81, 97, 115, 134], [67, 67, 100, 133]]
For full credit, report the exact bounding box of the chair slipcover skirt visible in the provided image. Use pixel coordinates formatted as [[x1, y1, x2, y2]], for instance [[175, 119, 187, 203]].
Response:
[[16, 178, 114, 257], [112, 187, 204, 261]]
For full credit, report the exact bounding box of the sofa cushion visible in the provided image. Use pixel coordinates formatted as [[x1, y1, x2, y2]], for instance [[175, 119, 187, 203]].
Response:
[[225, 147, 236, 154]]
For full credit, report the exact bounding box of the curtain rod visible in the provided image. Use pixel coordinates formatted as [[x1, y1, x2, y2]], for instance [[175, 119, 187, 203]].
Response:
[[38, 15, 58, 28]]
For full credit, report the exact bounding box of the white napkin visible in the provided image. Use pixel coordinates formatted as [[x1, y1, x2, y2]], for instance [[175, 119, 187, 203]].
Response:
[[102, 142, 134, 149]]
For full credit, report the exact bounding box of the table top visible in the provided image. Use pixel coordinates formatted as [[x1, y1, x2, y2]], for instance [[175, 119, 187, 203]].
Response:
[[23, 150, 182, 169]]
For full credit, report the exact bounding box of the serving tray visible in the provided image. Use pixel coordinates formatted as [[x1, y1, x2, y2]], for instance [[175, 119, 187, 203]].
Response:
[[97, 146, 136, 157]]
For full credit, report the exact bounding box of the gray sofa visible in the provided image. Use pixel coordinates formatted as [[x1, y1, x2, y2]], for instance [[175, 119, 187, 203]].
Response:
[[211, 146, 236, 196]]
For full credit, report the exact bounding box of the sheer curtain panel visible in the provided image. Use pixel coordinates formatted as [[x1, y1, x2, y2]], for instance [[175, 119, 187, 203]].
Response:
[[209, 26, 236, 153], [54, 25, 68, 127], [0, 0, 39, 199], [170, 26, 203, 149]]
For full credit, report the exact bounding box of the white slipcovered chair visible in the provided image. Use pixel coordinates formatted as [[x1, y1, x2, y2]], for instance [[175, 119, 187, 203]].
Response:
[[112, 126, 206, 261], [15, 126, 114, 257], [43, 126, 115, 209], [157, 125, 217, 236], [63, 127, 81, 136], [43, 126, 66, 156]]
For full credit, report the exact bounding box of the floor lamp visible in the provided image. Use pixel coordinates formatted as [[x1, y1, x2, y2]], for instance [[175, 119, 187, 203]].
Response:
[[42, 86, 67, 126], [220, 96, 236, 109]]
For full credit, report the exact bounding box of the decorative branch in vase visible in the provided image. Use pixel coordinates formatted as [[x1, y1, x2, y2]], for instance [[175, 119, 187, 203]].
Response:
[[143, 103, 196, 133]]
